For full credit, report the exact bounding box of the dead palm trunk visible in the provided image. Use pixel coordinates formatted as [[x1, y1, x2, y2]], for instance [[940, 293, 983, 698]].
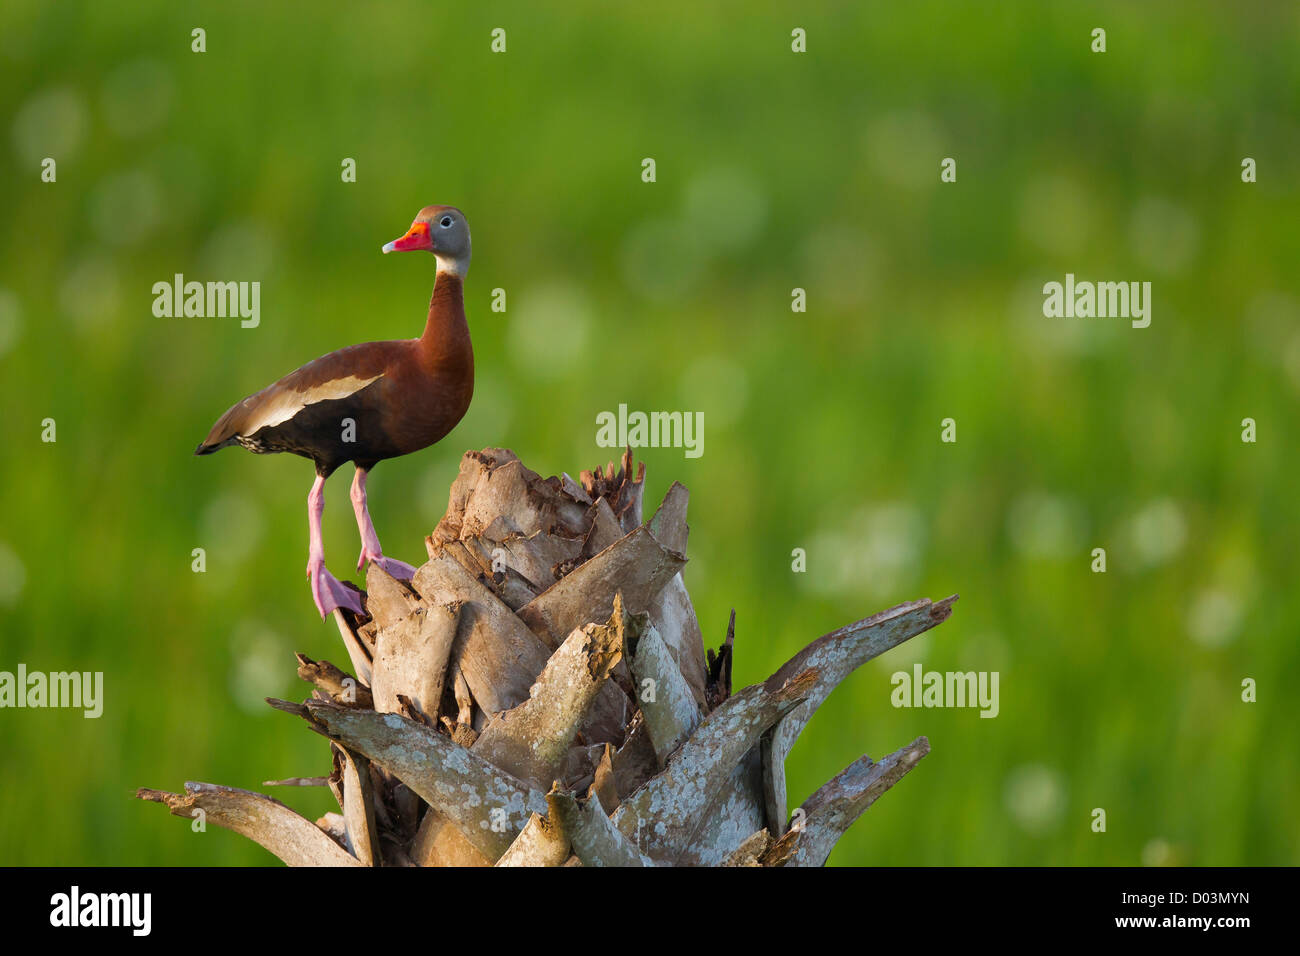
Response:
[[139, 448, 956, 866]]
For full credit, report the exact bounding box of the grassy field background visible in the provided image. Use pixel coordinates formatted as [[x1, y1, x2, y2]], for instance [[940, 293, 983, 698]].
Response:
[[1, 1, 1297, 865]]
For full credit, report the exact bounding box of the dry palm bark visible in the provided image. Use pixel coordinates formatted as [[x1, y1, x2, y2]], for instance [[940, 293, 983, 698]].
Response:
[[138, 447, 957, 866]]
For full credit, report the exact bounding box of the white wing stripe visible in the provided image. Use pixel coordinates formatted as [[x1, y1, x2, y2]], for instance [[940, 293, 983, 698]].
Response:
[[244, 373, 384, 433]]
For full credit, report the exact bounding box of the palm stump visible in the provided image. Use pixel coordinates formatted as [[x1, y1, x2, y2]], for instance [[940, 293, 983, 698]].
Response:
[[139, 448, 957, 866]]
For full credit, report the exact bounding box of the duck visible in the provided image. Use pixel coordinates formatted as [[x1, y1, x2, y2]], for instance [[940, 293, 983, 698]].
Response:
[[196, 205, 474, 618]]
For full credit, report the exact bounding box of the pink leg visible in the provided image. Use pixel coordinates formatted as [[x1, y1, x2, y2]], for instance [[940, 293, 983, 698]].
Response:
[[350, 468, 416, 580], [306, 474, 364, 619]]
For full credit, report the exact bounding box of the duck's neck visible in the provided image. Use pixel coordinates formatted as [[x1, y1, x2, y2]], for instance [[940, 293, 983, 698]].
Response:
[[417, 267, 471, 366]]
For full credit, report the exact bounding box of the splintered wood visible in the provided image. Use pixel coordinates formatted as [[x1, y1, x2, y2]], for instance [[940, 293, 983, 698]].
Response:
[[138, 446, 958, 866]]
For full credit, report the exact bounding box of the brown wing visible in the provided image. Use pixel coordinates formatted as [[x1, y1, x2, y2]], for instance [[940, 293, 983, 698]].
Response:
[[196, 341, 407, 454]]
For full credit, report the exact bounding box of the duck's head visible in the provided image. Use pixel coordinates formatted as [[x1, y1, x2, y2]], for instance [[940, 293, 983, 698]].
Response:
[[383, 205, 471, 275]]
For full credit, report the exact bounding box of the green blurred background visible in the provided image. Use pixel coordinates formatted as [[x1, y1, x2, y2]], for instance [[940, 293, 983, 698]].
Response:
[[1, 1, 1297, 866]]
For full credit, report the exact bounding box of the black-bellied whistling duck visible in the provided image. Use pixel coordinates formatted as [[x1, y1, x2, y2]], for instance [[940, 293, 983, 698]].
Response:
[[196, 205, 474, 618]]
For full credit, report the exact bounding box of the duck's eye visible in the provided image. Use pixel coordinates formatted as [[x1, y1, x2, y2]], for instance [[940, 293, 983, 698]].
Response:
[[440, 216, 453, 228]]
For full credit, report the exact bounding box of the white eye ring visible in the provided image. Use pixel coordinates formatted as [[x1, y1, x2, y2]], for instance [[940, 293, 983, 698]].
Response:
[[439, 216, 453, 228]]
